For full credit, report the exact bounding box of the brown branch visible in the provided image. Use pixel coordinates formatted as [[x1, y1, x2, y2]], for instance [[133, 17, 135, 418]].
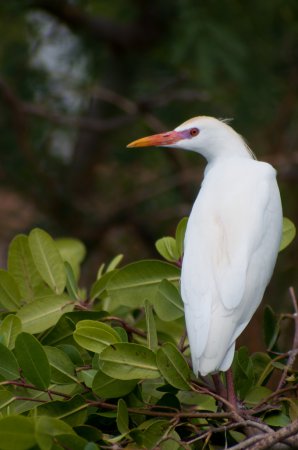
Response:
[[23, 102, 135, 133], [28, 0, 166, 51], [185, 420, 275, 447], [229, 418, 298, 450], [1, 380, 72, 399], [102, 316, 148, 340], [191, 382, 243, 420], [14, 396, 47, 403], [247, 419, 298, 450]]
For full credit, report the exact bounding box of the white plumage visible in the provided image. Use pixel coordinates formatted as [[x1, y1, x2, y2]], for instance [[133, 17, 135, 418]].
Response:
[[127, 116, 283, 376]]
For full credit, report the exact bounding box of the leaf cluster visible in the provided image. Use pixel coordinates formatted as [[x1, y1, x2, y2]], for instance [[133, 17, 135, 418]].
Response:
[[0, 219, 296, 449]]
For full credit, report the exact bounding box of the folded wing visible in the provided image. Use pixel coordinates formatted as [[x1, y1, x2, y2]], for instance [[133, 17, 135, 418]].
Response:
[[181, 160, 282, 376]]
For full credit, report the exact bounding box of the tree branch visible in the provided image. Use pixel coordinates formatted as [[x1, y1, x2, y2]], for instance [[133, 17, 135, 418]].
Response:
[[28, 0, 166, 50], [23, 102, 135, 133]]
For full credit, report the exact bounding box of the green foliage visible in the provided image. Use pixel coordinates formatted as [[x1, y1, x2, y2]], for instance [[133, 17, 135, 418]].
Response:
[[156, 342, 191, 390], [106, 260, 180, 309], [28, 229, 67, 295], [0, 343, 19, 380], [280, 217, 296, 252], [15, 333, 51, 390], [155, 217, 187, 263], [0, 223, 296, 449], [263, 305, 280, 351]]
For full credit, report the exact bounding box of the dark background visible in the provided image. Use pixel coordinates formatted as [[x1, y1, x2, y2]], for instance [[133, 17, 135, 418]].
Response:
[[0, 1, 297, 350]]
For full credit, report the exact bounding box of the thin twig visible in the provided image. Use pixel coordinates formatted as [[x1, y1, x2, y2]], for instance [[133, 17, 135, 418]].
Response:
[[23, 102, 134, 133], [277, 287, 298, 390], [14, 396, 47, 404], [191, 382, 243, 421], [252, 385, 298, 411], [103, 316, 148, 340], [1, 380, 72, 399], [88, 399, 233, 420], [184, 418, 276, 447]]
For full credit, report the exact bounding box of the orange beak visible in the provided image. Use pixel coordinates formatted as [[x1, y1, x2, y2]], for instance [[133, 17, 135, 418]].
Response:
[[127, 130, 182, 148]]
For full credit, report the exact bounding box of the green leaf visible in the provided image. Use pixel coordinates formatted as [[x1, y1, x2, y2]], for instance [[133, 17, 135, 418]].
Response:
[[133, 419, 171, 450], [0, 416, 36, 450], [84, 442, 100, 450], [114, 326, 128, 342], [279, 217, 296, 251], [155, 316, 185, 343], [28, 228, 66, 294], [263, 305, 279, 351], [286, 398, 298, 420], [271, 361, 286, 370], [65, 261, 80, 300], [0, 270, 22, 311], [35, 395, 87, 426], [154, 279, 184, 321], [155, 237, 179, 262], [233, 347, 254, 398], [156, 392, 180, 410], [106, 254, 124, 272], [74, 425, 102, 444], [11, 384, 76, 415], [175, 216, 188, 257], [156, 343, 191, 390], [16, 295, 74, 334], [73, 320, 121, 353], [107, 260, 180, 309], [78, 369, 97, 387], [145, 300, 158, 351], [35, 415, 75, 450], [264, 412, 290, 427], [54, 433, 88, 450], [244, 386, 272, 405], [178, 391, 217, 411], [117, 398, 129, 434], [7, 234, 43, 302], [0, 314, 22, 349], [0, 343, 20, 380], [90, 270, 117, 301], [160, 430, 181, 450], [251, 352, 273, 386], [58, 344, 84, 366], [92, 369, 137, 398], [44, 346, 77, 384], [229, 430, 246, 443], [99, 343, 160, 380], [14, 332, 51, 389], [41, 315, 76, 346], [55, 237, 86, 278], [0, 390, 15, 415]]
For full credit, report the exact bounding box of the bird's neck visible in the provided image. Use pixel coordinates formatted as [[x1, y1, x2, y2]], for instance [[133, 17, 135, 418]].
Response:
[[201, 131, 255, 163]]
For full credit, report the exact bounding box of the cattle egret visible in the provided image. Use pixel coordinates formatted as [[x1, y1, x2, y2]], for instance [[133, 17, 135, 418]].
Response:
[[127, 116, 283, 378]]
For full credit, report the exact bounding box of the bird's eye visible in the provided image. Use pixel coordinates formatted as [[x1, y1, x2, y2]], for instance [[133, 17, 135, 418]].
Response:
[[189, 127, 199, 137]]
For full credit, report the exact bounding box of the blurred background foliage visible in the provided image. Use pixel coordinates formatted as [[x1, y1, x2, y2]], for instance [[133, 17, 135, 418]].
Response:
[[0, 0, 297, 349]]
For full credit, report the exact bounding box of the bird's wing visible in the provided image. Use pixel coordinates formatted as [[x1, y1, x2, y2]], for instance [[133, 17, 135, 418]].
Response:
[[181, 161, 282, 366], [210, 166, 281, 311], [209, 189, 265, 311]]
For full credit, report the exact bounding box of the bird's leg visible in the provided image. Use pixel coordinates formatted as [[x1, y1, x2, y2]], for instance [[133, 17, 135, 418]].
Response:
[[212, 373, 226, 399], [225, 368, 237, 410]]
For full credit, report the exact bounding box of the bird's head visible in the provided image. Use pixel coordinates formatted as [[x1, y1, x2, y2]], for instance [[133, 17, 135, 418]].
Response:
[[127, 116, 254, 161]]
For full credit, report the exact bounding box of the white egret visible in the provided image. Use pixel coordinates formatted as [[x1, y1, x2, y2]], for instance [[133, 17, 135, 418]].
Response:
[[127, 116, 282, 381]]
